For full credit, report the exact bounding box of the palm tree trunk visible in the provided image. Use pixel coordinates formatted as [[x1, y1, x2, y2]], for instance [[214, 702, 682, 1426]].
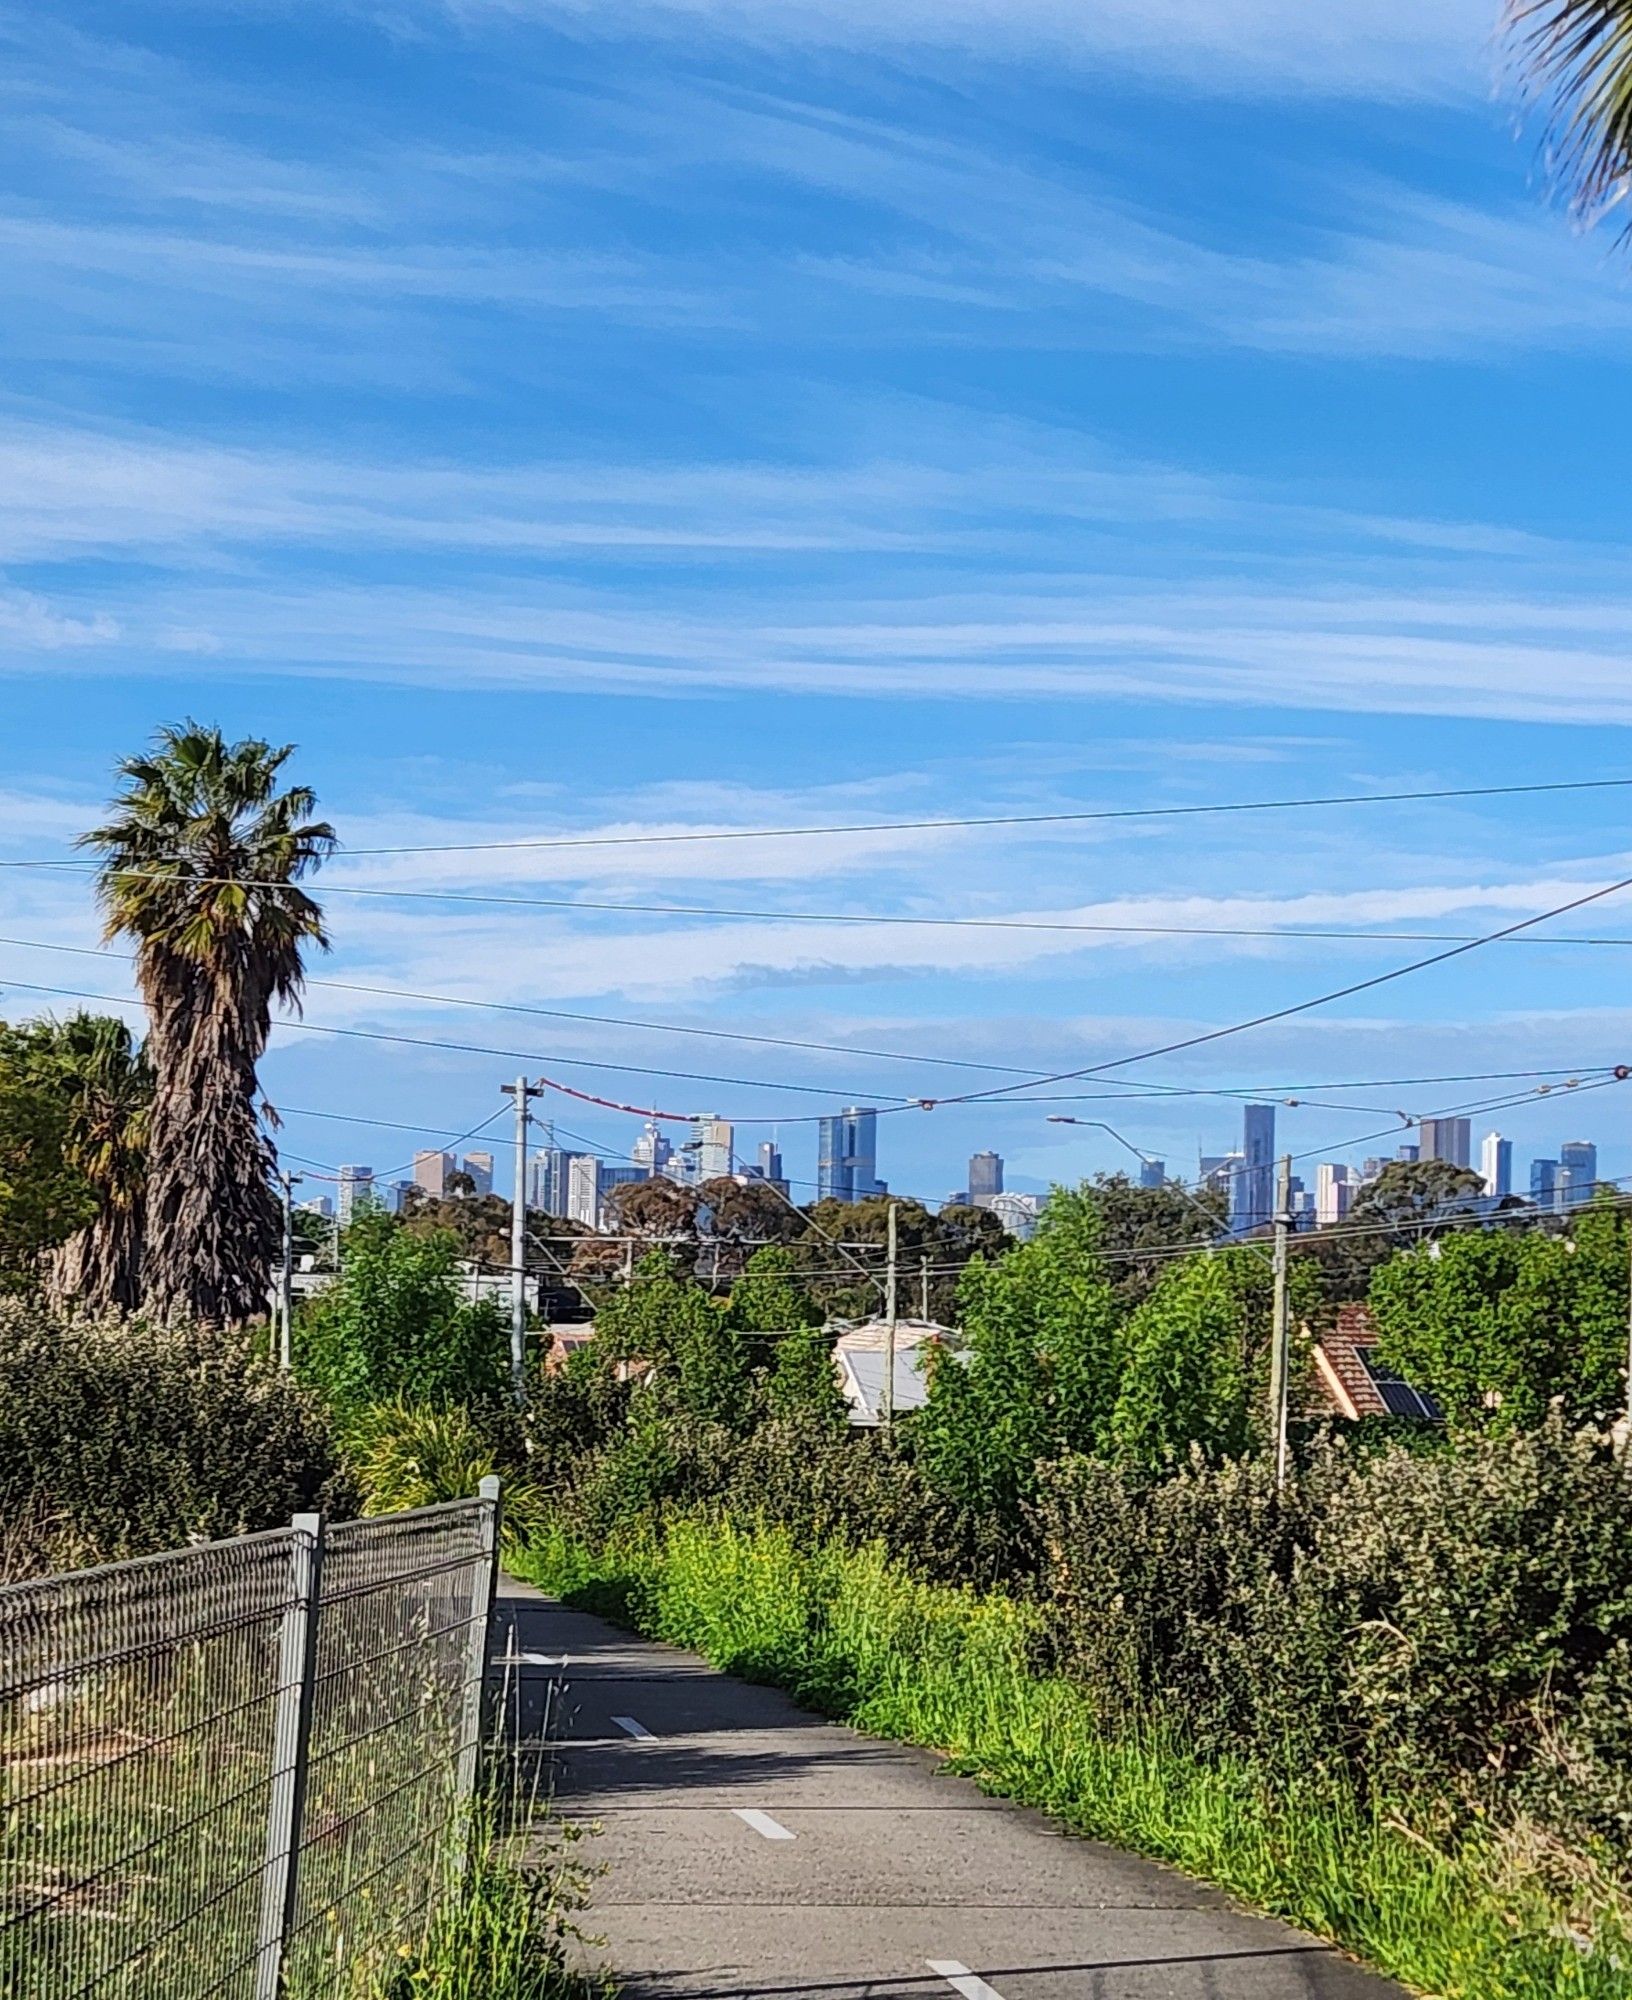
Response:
[[48, 1199, 143, 1315], [142, 975, 278, 1326]]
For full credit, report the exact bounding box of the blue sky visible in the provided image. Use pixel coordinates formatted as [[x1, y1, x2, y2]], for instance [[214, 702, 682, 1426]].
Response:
[[5, 0, 1632, 1206]]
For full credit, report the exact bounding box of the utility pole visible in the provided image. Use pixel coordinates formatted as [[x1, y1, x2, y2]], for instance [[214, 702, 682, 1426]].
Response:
[[1268, 1153, 1293, 1492], [277, 1172, 301, 1373], [500, 1077, 544, 1406], [919, 1253, 930, 1323], [882, 1200, 899, 1429]]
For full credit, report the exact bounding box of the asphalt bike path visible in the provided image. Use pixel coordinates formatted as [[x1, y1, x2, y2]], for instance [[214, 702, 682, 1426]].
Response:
[[495, 1577, 1405, 2000]]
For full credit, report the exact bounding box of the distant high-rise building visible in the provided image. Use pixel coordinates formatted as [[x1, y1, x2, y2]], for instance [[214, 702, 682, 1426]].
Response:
[[1396, 1144, 1420, 1164], [989, 1192, 1042, 1241], [968, 1151, 1004, 1207], [384, 1180, 415, 1215], [461, 1151, 494, 1197], [1418, 1118, 1472, 1169], [1138, 1157, 1166, 1190], [1560, 1140, 1598, 1207], [565, 1155, 601, 1230], [1480, 1132, 1513, 1201], [337, 1164, 374, 1227], [299, 1194, 334, 1220], [597, 1162, 643, 1224], [1229, 1104, 1276, 1234], [1360, 1157, 1389, 1183], [1530, 1158, 1559, 1207], [1315, 1163, 1354, 1227], [1200, 1152, 1241, 1200], [693, 1116, 733, 1181], [751, 1140, 788, 1198], [412, 1150, 453, 1198], [632, 1121, 673, 1177], [818, 1107, 881, 1203], [529, 1147, 571, 1215]]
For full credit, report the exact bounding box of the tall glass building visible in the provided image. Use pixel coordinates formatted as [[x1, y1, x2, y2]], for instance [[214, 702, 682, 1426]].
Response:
[[818, 1107, 881, 1202], [1560, 1140, 1598, 1207], [1228, 1103, 1276, 1234]]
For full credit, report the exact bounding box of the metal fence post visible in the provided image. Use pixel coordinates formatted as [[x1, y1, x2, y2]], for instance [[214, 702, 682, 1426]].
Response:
[[255, 1512, 326, 2000], [456, 1477, 503, 1842]]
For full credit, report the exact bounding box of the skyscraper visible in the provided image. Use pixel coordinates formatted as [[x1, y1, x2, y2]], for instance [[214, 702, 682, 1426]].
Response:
[[337, 1164, 374, 1227], [1228, 1104, 1276, 1234], [565, 1155, 601, 1230], [1314, 1163, 1354, 1226], [1480, 1132, 1513, 1201], [967, 1150, 1004, 1207], [1418, 1117, 1472, 1169], [753, 1140, 788, 1198], [412, 1150, 452, 1198], [1560, 1140, 1598, 1207], [529, 1147, 570, 1215], [1530, 1158, 1559, 1207], [693, 1115, 733, 1181], [632, 1121, 673, 1177], [462, 1151, 494, 1197], [818, 1107, 881, 1203], [1138, 1157, 1166, 1190]]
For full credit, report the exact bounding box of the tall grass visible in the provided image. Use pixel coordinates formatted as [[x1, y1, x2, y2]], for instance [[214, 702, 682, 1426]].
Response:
[[514, 1516, 1632, 2000]]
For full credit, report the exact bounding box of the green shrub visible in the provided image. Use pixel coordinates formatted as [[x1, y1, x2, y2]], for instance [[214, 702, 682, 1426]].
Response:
[[296, 1213, 510, 1416], [0, 1299, 353, 1576]]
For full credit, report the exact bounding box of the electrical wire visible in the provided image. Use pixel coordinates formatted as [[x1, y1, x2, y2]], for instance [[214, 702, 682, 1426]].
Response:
[[8, 772, 1623, 865]]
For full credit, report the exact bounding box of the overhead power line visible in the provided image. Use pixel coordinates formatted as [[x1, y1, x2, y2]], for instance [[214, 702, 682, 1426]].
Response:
[[4, 773, 1632, 870], [929, 870, 1632, 1111]]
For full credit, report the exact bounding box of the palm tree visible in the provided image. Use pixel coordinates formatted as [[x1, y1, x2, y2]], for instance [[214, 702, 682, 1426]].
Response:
[[1506, 2, 1632, 227], [81, 724, 335, 1325], [43, 1013, 152, 1315]]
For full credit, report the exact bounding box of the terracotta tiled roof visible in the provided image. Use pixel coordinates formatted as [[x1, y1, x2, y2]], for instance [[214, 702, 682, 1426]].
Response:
[[1310, 1303, 1441, 1422]]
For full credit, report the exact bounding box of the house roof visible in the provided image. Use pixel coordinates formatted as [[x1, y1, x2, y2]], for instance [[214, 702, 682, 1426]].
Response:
[[835, 1344, 938, 1425], [1311, 1303, 1442, 1423], [833, 1317, 957, 1353]]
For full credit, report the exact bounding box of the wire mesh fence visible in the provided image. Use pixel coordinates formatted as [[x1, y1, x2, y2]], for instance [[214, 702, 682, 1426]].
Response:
[[0, 1485, 500, 2000]]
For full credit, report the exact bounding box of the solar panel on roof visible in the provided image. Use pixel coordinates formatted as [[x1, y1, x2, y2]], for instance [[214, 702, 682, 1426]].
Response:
[[1358, 1350, 1443, 1422]]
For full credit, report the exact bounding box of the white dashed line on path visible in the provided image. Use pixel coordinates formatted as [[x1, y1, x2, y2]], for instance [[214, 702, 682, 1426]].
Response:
[[733, 1808, 796, 1841], [611, 1715, 657, 1741], [927, 1962, 1005, 2000]]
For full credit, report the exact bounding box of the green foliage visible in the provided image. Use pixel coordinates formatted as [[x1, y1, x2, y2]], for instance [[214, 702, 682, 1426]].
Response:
[[594, 1253, 754, 1427], [296, 1212, 510, 1415], [916, 1191, 1123, 1543], [1369, 1200, 1631, 1430], [1109, 1246, 1313, 1467], [0, 1298, 352, 1577], [725, 1244, 820, 1332], [1302, 1158, 1488, 1301], [0, 1022, 96, 1282], [1060, 1172, 1227, 1305], [766, 1323, 847, 1429], [344, 1399, 546, 1545]]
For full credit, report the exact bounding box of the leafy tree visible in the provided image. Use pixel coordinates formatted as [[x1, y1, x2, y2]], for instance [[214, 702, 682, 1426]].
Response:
[[607, 1175, 702, 1252], [697, 1175, 803, 1281], [296, 1211, 509, 1415], [796, 1195, 1008, 1323], [1050, 1174, 1226, 1307], [766, 1322, 847, 1430], [917, 1190, 1124, 1533], [81, 724, 334, 1324], [1299, 1158, 1487, 1302], [726, 1244, 820, 1332], [38, 1013, 152, 1314], [1109, 1246, 1305, 1467], [1369, 1201, 1631, 1431], [594, 1252, 755, 1428], [0, 1023, 96, 1285]]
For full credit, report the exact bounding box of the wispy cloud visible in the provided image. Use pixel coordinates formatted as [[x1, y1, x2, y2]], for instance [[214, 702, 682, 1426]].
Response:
[[452, 0, 1494, 99]]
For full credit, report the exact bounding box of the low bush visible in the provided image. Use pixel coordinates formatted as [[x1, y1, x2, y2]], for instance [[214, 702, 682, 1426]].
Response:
[[0, 1298, 353, 1576]]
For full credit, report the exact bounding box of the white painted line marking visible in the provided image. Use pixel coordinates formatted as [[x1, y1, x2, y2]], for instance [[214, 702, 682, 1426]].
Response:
[[927, 1963, 1005, 2000], [733, 1808, 795, 1841], [611, 1715, 656, 1741], [491, 1650, 568, 1667]]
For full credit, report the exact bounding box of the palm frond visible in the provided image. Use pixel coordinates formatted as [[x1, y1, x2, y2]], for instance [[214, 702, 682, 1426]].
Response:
[[1507, 0, 1632, 224]]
